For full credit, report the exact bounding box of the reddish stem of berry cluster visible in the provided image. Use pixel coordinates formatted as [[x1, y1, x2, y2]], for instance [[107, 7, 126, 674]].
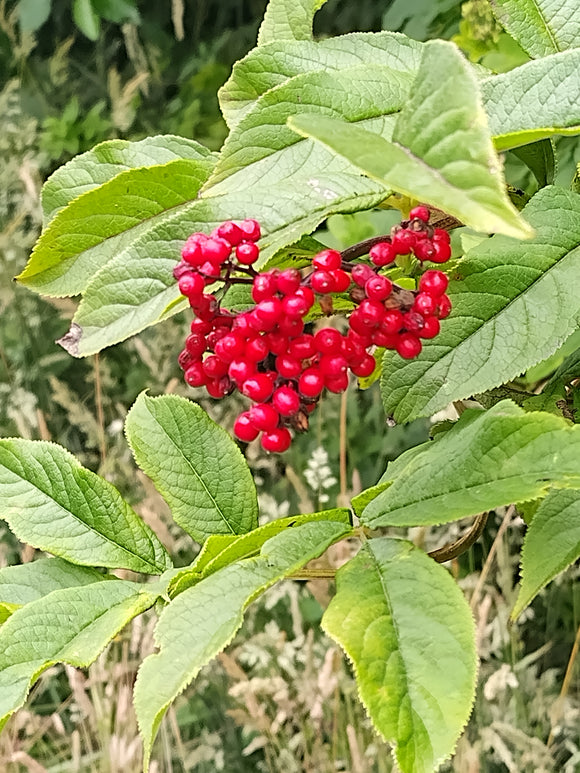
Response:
[[174, 208, 452, 453]]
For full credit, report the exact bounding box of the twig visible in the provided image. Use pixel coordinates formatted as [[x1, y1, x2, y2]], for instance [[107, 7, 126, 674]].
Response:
[[428, 512, 489, 563], [470, 506, 515, 611], [547, 622, 580, 747]]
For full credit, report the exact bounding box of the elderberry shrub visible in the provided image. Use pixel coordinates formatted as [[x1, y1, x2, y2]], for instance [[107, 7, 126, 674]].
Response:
[[173, 209, 452, 452]]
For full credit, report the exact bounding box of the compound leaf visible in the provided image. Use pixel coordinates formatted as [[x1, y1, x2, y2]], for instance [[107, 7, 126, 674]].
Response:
[[322, 537, 477, 773], [0, 580, 160, 731], [490, 0, 580, 59], [512, 489, 580, 619], [134, 519, 350, 767], [125, 393, 258, 543], [289, 40, 532, 239], [362, 401, 580, 529], [0, 439, 172, 574], [380, 186, 580, 423]]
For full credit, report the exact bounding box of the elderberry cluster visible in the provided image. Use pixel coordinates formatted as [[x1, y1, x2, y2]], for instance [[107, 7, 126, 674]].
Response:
[[173, 208, 452, 452]]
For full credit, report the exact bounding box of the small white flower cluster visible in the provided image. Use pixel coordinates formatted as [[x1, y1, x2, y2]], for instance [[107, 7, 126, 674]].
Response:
[[304, 446, 337, 504]]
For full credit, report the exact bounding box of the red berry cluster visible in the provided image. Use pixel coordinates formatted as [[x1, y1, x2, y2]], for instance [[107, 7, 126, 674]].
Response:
[[367, 205, 452, 267], [174, 210, 452, 453]]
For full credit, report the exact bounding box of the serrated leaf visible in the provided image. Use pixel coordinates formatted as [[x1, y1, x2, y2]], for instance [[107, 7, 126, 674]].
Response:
[[482, 50, 580, 150], [380, 186, 580, 423], [257, 0, 328, 45], [0, 580, 159, 731], [0, 439, 172, 574], [134, 519, 350, 766], [63, 178, 386, 356], [207, 64, 412, 195], [512, 489, 580, 619], [168, 508, 351, 596], [362, 401, 580, 529], [42, 135, 212, 224], [289, 40, 533, 239], [18, 156, 215, 297], [322, 537, 477, 773], [350, 482, 391, 518], [0, 558, 106, 607], [219, 32, 423, 129], [125, 393, 258, 543], [490, 0, 580, 59]]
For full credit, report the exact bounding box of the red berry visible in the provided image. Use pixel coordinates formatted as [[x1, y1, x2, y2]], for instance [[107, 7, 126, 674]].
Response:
[[365, 275, 393, 301], [313, 249, 342, 271], [203, 237, 231, 264], [179, 273, 205, 298], [252, 272, 278, 302], [249, 403, 279, 432], [430, 241, 451, 263], [276, 268, 302, 295], [311, 270, 334, 294], [214, 333, 246, 363], [184, 362, 207, 387], [295, 285, 315, 307], [391, 229, 416, 255], [193, 295, 218, 322], [419, 270, 448, 296], [236, 241, 260, 265], [182, 234, 206, 265], [325, 372, 349, 393], [265, 331, 289, 355], [276, 355, 302, 379], [202, 354, 228, 379], [350, 353, 376, 378], [409, 205, 430, 222], [261, 427, 291, 453], [413, 240, 436, 262], [319, 354, 348, 378], [289, 334, 316, 360], [314, 328, 343, 355], [349, 309, 376, 335], [240, 219, 261, 241], [206, 376, 232, 398], [396, 334, 422, 359], [402, 312, 425, 334], [178, 349, 193, 370], [433, 228, 451, 243], [357, 299, 385, 328], [331, 269, 351, 293], [217, 221, 244, 246], [199, 260, 221, 279], [185, 333, 207, 358], [245, 337, 269, 362], [278, 316, 304, 337], [381, 309, 404, 334], [341, 336, 366, 364], [299, 368, 325, 397], [437, 294, 452, 319], [272, 386, 300, 416], [228, 359, 255, 385], [234, 412, 260, 442], [420, 316, 440, 338], [241, 374, 274, 402], [255, 298, 284, 328], [283, 294, 311, 317], [369, 242, 396, 267], [413, 292, 437, 316], [351, 263, 375, 286], [191, 317, 212, 335], [372, 330, 399, 349]]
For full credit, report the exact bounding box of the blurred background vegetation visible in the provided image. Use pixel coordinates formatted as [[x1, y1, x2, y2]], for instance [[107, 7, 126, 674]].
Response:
[[0, 0, 579, 770]]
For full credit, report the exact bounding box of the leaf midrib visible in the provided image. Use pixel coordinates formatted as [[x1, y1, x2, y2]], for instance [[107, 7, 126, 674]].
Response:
[[529, 0, 561, 52]]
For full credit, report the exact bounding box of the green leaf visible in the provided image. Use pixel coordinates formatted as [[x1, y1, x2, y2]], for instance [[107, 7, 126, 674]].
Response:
[[0, 580, 160, 731], [380, 186, 580, 423], [18, 156, 215, 297], [207, 64, 412, 195], [0, 558, 106, 607], [134, 519, 350, 766], [512, 489, 580, 619], [219, 33, 423, 129], [350, 482, 391, 518], [42, 135, 212, 224], [168, 508, 352, 596], [257, 0, 328, 45], [362, 401, 580, 529], [61, 178, 386, 356], [482, 50, 580, 150], [490, 0, 580, 59], [322, 537, 477, 773], [511, 139, 555, 187], [18, 0, 52, 31], [73, 0, 100, 40], [125, 393, 258, 543], [289, 41, 532, 239], [0, 439, 172, 574], [0, 604, 18, 625]]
